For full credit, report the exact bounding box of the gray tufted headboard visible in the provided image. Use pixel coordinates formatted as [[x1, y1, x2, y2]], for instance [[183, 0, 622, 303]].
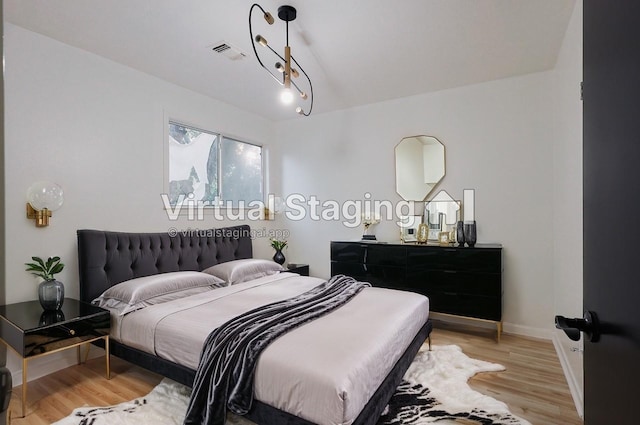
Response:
[[77, 225, 253, 303]]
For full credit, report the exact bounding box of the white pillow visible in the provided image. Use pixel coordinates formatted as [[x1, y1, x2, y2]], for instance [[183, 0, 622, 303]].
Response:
[[93, 271, 224, 315], [202, 259, 284, 285]]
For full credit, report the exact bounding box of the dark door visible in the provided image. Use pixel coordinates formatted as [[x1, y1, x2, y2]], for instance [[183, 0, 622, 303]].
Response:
[[583, 1, 640, 423]]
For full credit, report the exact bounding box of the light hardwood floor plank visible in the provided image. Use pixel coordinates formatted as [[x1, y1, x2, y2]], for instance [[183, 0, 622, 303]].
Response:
[[8, 323, 583, 424]]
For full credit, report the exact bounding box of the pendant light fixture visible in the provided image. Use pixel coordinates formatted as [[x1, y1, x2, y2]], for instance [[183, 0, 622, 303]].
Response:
[[249, 4, 314, 116]]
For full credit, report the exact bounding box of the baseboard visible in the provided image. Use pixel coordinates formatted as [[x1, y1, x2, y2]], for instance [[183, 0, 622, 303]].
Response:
[[430, 313, 553, 340], [552, 333, 584, 418], [9, 345, 105, 388], [502, 322, 554, 340]]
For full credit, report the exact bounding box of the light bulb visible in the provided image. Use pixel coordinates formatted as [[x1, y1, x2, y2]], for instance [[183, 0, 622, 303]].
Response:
[[27, 181, 64, 211], [280, 88, 294, 104]]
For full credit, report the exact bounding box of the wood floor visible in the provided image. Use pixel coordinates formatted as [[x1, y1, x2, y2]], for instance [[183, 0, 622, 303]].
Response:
[[8, 322, 583, 425]]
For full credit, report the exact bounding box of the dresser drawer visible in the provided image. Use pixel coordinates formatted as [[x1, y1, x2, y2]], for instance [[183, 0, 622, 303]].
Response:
[[331, 242, 406, 267], [331, 261, 405, 287], [331, 242, 367, 264], [428, 292, 502, 321], [407, 247, 501, 273], [406, 269, 501, 297]]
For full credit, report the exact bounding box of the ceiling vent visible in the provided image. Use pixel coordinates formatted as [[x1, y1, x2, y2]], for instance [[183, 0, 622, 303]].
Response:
[[209, 41, 246, 61]]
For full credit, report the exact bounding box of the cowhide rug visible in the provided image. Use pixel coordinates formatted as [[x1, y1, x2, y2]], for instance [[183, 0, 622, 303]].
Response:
[[53, 345, 531, 425]]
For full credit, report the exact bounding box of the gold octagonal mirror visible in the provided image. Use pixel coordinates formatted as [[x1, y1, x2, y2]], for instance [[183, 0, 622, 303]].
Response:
[[395, 135, 445, 201]]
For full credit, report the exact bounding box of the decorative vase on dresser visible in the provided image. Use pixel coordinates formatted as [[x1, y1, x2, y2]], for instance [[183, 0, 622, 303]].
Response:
[[330, 240, 503, 340]]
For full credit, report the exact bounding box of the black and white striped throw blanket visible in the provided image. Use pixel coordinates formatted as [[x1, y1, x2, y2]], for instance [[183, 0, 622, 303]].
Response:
[[183, 274, 370, 425]]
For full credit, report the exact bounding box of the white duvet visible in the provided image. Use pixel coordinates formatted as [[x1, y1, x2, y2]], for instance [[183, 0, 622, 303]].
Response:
[[109, 273, 429, 425]]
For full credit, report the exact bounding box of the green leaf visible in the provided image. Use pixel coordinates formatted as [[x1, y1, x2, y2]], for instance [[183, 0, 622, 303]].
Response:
[[32, 257, 46, 269], [50, 263, 64, 275], [26, 256, 63, 281]]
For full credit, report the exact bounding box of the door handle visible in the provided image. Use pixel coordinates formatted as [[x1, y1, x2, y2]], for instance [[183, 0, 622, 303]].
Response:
[[555, 311, 600, 342]]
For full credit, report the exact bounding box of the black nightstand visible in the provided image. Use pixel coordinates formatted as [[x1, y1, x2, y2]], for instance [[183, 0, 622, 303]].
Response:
[[0, 298, 110, 417], [286, 263, 310, 276]]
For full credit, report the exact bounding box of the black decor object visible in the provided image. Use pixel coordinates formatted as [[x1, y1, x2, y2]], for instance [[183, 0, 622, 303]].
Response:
[[456, 221, 465, 247], [464, 221, 477, 247], [273, 249, 286, 265]]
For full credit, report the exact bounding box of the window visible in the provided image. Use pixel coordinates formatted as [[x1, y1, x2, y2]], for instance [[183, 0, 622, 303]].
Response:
[[167, 121, 263, 207]]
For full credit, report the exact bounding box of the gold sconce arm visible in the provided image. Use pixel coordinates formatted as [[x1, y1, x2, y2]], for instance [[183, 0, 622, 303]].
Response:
[[26, 203, 52, 227]]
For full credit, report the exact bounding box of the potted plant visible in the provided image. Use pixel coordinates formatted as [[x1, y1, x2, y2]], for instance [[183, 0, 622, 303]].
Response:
[[25, 256, 65, 310], [270, 238, 288, 265]]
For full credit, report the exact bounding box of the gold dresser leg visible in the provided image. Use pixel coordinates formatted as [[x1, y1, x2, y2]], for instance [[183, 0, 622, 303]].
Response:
[[497, 321, 503, 343]]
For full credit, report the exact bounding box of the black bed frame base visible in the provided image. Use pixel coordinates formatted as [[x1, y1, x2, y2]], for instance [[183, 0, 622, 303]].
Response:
[[95, 319, 432, 425]]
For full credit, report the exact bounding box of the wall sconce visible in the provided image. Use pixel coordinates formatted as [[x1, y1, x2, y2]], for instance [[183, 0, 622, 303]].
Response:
[[26, 181, 64, 227], [249, 4, 314, 116]]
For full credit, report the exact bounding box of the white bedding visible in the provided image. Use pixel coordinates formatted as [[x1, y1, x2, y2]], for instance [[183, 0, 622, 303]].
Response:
[[108, 272, 430, 425]]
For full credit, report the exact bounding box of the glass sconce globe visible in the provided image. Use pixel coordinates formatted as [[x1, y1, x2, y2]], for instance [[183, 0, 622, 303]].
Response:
[[26, 181, 64, 211]]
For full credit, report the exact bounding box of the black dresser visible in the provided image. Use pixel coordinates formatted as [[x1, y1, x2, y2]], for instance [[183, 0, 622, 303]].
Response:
[[330, 241, 503, 337]]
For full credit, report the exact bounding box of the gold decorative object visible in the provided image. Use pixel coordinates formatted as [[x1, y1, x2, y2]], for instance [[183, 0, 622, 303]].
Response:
[[417, 223, 429, 243]]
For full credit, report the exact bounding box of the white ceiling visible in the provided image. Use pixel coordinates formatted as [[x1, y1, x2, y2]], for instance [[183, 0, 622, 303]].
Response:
[[5, 0, 576, 122]]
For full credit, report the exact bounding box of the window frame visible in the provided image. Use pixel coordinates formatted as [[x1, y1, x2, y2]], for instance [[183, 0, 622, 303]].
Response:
[[164, 117, 265, 211]]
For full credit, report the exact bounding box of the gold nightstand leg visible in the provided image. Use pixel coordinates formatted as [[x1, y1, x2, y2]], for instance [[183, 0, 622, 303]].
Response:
[[105, 336, 110, 380], [21, 358, 27, 418], [497, 321, 503, 343], [84, 343, 91, 363]]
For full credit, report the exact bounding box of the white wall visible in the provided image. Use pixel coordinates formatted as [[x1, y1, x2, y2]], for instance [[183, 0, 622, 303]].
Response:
[[275, 71, 557, 335], [551, 1, 584, 417], [4, 24, 278, 382], [4, 23, 280, 303]]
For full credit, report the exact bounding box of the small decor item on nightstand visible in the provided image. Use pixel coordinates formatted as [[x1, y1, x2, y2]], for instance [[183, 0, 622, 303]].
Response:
[[464, 221, 477, 247], [270, 238, 287, 265], [456, 221, 465, 246], [25, 256, 65, 310]]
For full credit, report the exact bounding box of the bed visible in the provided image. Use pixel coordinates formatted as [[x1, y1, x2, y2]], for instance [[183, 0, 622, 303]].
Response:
[[77, 225, 432, 425]]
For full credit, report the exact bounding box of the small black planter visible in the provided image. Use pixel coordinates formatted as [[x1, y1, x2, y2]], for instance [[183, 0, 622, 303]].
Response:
[[273, 249, 286, 265]]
